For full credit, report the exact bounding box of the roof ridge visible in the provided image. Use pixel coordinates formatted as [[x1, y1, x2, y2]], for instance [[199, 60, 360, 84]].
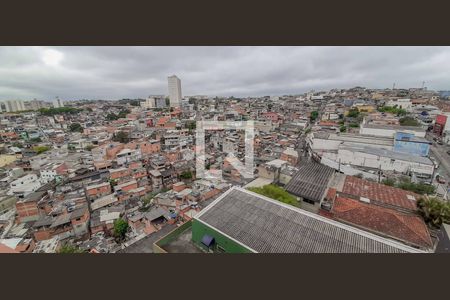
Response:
[[392, 213, 432, 246]]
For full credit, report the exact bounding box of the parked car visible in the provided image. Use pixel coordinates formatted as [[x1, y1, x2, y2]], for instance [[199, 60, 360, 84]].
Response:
[[436, 175, 446, 184]]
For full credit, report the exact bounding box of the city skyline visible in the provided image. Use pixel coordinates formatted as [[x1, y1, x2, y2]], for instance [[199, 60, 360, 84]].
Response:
[[1, 46, 450, 100]]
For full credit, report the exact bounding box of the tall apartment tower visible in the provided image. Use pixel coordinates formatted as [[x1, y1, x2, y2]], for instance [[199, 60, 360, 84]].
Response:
[[53, 97, 64, 108], [168, 75, 182, 107], [0, 100, 25, 112]]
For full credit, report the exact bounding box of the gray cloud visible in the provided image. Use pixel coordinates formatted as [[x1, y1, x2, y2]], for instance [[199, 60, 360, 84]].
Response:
[[0, 46, 449, 100]]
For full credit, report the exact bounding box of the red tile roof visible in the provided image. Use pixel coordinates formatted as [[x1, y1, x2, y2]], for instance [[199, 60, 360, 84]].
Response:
[[342, 176, 419, 211], [319, 121, 338, 126], [330, 196, 432, 249], [0, 243, 19, 253], [325, 188, 337, 201]]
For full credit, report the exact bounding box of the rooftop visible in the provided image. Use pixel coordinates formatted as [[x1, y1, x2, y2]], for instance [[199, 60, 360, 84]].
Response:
[[329, 196, 432, 249], [285, 161, 335, 203], [339, 145, 433, 165], [341, 176, 419, 211], [194, 187, 424, 253]]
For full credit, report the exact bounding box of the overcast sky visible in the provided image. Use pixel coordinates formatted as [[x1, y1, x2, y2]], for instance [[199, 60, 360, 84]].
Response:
[[1, 46, 450, 100]]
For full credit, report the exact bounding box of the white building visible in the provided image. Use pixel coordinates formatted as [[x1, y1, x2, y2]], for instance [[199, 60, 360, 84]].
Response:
[[360, 122, 426, 138], [9, 174, 42, 197], [386, 98, 412, 110], [321, 145, 434, 178], [0, 100, 26, 112], [116, 148, 142, 166], [168, 75, 182, 107], [164, 134, 192, 149], [52, 97, 64, 108], [141, 97, 155, 109]]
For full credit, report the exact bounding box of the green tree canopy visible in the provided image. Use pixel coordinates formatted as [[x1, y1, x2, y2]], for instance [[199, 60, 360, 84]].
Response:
[[417, 197, 450, 229], [69, 122, 83, 132], [106, 113, 119, 120], [113, 218, 129, 241], [310, 111, 319, 121], [396, 178, 435, 195], [347, 108, 360, 118], [112, 131, 130, 143], [33, 145, 50, 154], [378, 106, 407, 116], [39, 107, 83, 116]]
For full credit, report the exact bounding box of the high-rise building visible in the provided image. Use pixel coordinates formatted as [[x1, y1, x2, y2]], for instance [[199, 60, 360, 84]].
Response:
[[140, 97, 155, 109], [53, 97, 64, 108], [168, 75, 182, 107], [0, 100, 26, 112], [141, 95, 166, 109]]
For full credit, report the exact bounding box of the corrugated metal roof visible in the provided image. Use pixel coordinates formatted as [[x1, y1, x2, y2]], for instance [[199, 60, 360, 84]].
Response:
[[285, 162, 335, 202], [195, 187, 424, 253]]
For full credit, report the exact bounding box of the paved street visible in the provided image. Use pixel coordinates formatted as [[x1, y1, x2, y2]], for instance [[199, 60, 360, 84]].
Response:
[[430, 145, 450, 180]]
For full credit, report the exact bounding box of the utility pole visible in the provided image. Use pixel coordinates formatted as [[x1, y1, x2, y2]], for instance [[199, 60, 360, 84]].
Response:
[[378, 164, 381, 183]]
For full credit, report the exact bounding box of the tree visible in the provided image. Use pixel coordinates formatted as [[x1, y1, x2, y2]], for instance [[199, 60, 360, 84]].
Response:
[[382, 178, 396, 186], [310, 111, 319, 121], [106, 113, 119, 120], [69, 122, 83, 132], [347, 108, 360, 118], [57, 244, 86, 253], [180, 170, 193, 180], [39, 107, 82, 116], [378, 106, 407, 116], [112, 131, 130, 143], [396, 178, 436, 195], [339, 125, 347, 132], [113, 218, 129, 241], [12, 142, 23, 148], [33, 145, 50, 154], [118, 109, 131, 118], [186, 121, 196, 131], [248, 184, 299, 207], [417, 197, 450, 229]]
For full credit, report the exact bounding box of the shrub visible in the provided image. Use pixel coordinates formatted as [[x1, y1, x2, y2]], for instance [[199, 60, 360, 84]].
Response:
[[248, 184, 299, 207], [417, 197, 450, 229]]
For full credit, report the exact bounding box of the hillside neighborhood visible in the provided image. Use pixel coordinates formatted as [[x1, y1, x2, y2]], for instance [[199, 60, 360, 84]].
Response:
[[1, 78, 450, 253]]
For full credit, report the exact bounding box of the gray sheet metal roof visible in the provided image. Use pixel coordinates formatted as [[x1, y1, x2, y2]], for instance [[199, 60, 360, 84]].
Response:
[[145, 207, 170, 221], [285, 162, 335, 202], [339, 145, 433, 165], [195, 187, 424, 253], [363, 124, 426, 132]]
